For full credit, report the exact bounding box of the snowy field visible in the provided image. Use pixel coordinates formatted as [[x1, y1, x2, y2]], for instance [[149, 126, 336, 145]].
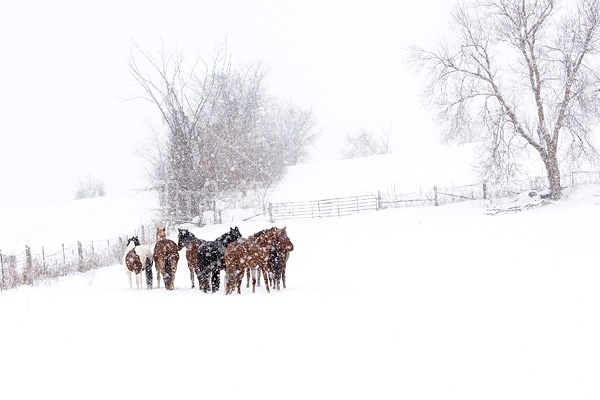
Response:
[[1, 156, 600, 399]]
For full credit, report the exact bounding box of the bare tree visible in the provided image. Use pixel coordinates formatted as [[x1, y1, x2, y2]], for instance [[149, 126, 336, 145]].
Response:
[[128, 40, 230, 219], [341, 128, 392, 159], [411, 0, 600, 199], [127, 41, 314, 221]]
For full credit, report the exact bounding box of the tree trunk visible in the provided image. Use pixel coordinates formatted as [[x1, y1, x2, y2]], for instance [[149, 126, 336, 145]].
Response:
[[544, 152, 562, 200]]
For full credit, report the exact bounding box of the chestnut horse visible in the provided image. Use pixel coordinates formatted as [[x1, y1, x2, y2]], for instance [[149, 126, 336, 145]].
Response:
[[153, 227, 180, 290], [124, 236, 154, 289], [177, 228, 205, 289], [225, 227, 294, 295], [245, 228, 294, 291]]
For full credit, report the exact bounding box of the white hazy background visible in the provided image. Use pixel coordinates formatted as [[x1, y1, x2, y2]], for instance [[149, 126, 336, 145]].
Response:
[[0, 0, 454, 207]]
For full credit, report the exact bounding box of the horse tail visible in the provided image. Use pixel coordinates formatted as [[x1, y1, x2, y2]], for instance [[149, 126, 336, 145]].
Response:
[[164, 255, 172, 289], [145, 256, 153, 289]]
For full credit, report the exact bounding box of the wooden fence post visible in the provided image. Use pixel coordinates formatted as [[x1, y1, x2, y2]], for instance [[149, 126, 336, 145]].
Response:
[[483, 181, 487, 200], [434, 186, 439, 206], [25, 245, 32, 285], [78, 241, 83, 267], [42, 246, 46, 273]]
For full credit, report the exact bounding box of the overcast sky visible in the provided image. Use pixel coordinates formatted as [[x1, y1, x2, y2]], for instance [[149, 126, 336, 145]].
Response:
[[0, 0, 453, 207]]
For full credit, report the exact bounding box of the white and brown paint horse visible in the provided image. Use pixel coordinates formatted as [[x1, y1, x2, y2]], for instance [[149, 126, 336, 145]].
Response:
[[124, 236, 154, 289]]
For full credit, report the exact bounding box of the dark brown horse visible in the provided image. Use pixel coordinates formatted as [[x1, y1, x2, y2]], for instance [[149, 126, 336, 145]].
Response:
[[224, 227, 294, 295], [269, 243, 292, 291], [177, 228, 205, 289], [153, 227, 180, 290]]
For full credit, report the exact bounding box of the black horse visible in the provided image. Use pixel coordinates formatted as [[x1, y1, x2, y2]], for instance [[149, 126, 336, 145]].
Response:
[[196, 226, 242, 293]]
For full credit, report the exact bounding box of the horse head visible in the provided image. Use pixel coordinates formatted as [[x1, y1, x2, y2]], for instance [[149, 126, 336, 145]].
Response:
[[177, 228, 197, 251], [156, 227, 167, 241], [230, 226, 242, 242], [178, 228, 189, 250], [127, 235, 140, 248], [276, 227, 294, 252]]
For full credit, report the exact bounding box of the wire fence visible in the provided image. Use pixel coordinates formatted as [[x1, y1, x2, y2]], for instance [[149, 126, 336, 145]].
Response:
[[268, 171, 600, 221], [0, 225, 155, 291]]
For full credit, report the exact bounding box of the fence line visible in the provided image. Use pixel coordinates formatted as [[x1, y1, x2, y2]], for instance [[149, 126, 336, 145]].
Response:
[[268, 194, 378, 222], [268, 170, 600, 222], [0, 225, 154, 292]]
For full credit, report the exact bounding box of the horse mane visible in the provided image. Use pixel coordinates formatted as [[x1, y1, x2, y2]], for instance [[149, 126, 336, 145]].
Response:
[[254, 227, 279, 245], [250, 227, 276, 238], [214, 226, 242, 246]]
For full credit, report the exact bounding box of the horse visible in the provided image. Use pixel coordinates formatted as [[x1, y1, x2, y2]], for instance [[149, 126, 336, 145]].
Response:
[[177, 228, 205, 289], [245, 227, 294, 291], [245, 228, 275, 289], [153, 227, 180, 290], [269, 240, 292, 290], [124, 236, 154, 289], [225, 227, 294, 295], [196, 226, 242, 293]]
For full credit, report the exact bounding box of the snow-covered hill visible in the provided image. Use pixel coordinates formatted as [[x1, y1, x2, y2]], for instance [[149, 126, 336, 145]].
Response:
[[270, 144, 480, 202], [1, 149, 599, 400]]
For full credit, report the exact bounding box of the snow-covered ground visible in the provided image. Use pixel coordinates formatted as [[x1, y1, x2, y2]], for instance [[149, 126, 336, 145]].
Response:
[[1, 152, 599, 399]]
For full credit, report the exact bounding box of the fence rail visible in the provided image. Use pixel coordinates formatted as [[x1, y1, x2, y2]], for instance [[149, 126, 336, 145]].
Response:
[[0, 225, 154, 291], [268, 194, 378, 221]]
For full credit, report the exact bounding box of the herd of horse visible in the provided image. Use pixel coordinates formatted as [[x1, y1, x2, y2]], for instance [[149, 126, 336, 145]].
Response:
[[123, 225, 294, 294]]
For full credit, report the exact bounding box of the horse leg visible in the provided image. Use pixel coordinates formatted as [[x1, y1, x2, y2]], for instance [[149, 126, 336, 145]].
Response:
[[199, 268, 209, 293], [164, 256, 172, 290], [197, 267, 204, 292], [236, 267, 243, 295], [189, 267, 195, 289], [155, 262, 162, 288], [262, 266, 271, 293], [211, 268, 220, 293], [246, 267, 251, 288], [251, 268, 257, 293]]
